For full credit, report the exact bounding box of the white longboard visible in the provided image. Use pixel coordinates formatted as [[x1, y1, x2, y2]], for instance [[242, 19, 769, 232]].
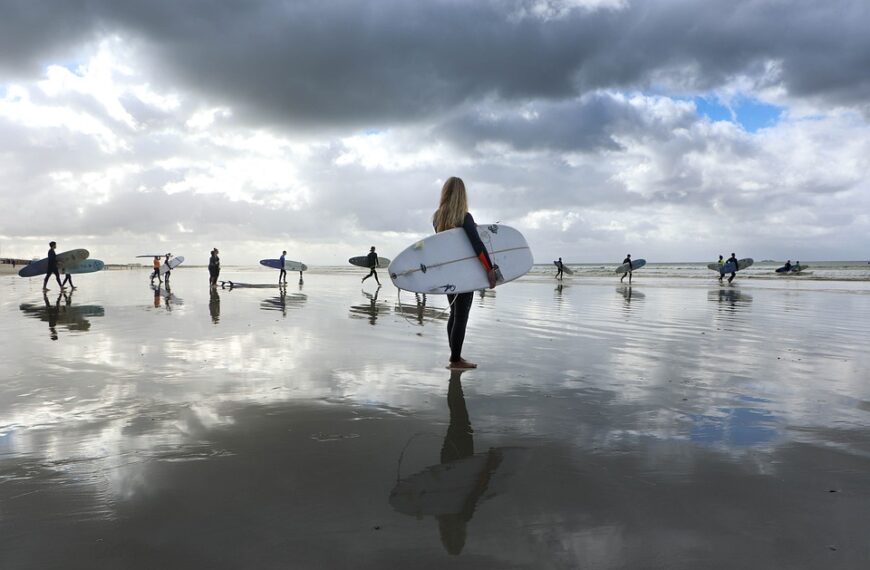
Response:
[[389, 224, 533, 294], [160, 256, 184, 275]]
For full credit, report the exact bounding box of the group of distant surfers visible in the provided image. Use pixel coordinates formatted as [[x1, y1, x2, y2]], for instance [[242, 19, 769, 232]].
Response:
[[554, 252, 751, 284]]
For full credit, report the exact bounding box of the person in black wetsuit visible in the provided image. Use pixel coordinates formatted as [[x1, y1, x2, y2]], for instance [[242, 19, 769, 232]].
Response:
[[620, 254, 633, 284], [163, 253, 173, 286], [279, 250, 287, 285], [43, 241, 64, 291], [433, 177, 497, 370], [209, 248, 220, 288], [727, 252, 739, 284], [361, 246, 381, 285], [555, 257, 564, 280]]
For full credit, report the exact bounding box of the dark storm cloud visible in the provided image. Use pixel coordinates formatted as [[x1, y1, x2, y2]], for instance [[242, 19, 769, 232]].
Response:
[[1, 0, 868, 129], [437, 91, 699, 153]]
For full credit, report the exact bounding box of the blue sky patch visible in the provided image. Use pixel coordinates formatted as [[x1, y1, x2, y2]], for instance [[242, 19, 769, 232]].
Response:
[[693, 95, 783, 132]]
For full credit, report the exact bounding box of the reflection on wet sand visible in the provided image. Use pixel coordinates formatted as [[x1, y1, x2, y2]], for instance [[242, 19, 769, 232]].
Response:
[[390, 370, 515, 556], [349, 287, 390, 325], [394, 293, 448, 325], [259, 288, 308, 316], [709, 288, 753, 307], [151, 284, 183, 310], [209, 288, 220, 324], [19, 291, 104, 339], [617, 285, 645, 303]]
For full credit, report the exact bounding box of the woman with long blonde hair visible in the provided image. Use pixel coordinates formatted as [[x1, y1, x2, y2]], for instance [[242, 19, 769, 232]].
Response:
[[433, 177, 497, 369]]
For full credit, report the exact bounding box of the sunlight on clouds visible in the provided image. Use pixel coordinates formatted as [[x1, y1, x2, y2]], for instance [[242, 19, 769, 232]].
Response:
[[0, 85, 128, 153], [49, 165, 141, 206], [520, 209, 580, 231], [39, 37, 138, 130], [335, 131, 448, 171], [186, 107, 232, 130], [510, 0, 627, 21]]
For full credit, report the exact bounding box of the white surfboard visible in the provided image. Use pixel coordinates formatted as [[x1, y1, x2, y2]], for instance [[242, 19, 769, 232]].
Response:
[[159, 256, 184, 275], [389, 224, 533, 294]]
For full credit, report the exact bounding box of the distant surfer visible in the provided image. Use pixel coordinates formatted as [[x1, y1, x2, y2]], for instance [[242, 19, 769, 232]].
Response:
[[163, 253, 172, 285], [784, 260, 792, 272], [620, 254, 633, 284], [279, 250, 287, 285], [717, 255, 724, 283], [555, 257, 564, 280], [150, 256, 162, 285], [727, 252, 738, 284], [433, 177, 497, 370], [793, 261, 801, 273], [209, 248, 220, 288], [42, 241, 65, 291], [361, 246, 381, 285]]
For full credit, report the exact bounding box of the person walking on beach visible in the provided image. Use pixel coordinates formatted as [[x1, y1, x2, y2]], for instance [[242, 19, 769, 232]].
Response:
[[208, 248, 220, 288], [150, 256, 162, 285], [727, 252, 739, 284], [163, 253, 173, 286], [555, 257, 564, 280], [279, 250, 287, 285], [433, 177, 497, 370], [43, 241, 64, 291], [620, 254, 633, 284], [717, 254, 725, 283], [361, 246, 381, 285]]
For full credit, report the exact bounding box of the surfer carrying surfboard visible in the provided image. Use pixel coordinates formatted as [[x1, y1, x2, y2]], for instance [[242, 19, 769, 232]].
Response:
[[279, 251, 287, 284], [361, 247, 381, 285], [555, 257, 564, 280], [620, 254, 633, 284], [727, 253, 738, 283], [150, 256, 162, 285], [42, 241, 65, 291], [433, 177, 497, 370], [163, 253, 173, 285]]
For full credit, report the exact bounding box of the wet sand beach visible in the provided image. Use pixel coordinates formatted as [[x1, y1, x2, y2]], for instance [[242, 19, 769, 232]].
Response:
[[2, 270, 870, 569]]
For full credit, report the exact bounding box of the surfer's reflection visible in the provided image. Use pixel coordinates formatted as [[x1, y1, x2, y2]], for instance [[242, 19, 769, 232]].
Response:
[[19, 291, 104, 340], [150, 284, 183, 311], [617, 285, 645, 306], [709, 288, 753, 311], [395, 293, 448, 325], [389, 370, 504, 556], [349, 286, 389, 325], [260, 289, 307, 316], [209, 288, 220, 324]]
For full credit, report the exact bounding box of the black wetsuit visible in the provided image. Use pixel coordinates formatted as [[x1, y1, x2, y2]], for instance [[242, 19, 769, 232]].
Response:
[[362, 252, 380, 284], [620, 257, 633, 282], [727, 256, 739, 282], [555, 260, 563, 279], [444, 213, 493, 363], [43, 249, 62, 289], [209, 253, 220, 285]]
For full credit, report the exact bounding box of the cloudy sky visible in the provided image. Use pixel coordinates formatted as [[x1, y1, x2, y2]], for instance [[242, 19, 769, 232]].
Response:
[[1, 0, 868, 264]]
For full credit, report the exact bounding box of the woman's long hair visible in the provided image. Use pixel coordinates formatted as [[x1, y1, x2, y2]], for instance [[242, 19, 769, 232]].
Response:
[[433, 177, 469, 232]]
